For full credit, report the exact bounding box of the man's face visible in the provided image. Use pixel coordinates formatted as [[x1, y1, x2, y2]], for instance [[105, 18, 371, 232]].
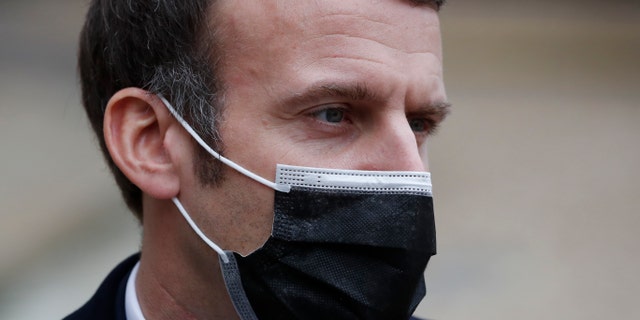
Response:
[[180, 0, 447, 255]]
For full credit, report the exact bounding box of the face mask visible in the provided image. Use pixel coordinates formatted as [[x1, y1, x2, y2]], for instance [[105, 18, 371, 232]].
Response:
[[159, 96, 437, 320]]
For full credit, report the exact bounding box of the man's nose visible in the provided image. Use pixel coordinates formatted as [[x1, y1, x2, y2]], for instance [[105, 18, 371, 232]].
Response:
[[355, 116, 427, 172]]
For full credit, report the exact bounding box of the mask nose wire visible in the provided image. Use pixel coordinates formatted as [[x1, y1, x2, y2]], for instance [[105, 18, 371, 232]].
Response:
[[157, 95, 291, 193]]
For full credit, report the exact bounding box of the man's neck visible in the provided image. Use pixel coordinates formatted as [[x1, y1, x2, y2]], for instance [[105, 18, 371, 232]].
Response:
[[136, 201, 240, 320]]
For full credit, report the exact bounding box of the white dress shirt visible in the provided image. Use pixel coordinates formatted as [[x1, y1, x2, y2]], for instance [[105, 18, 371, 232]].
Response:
[[125, 261, 145, 320]]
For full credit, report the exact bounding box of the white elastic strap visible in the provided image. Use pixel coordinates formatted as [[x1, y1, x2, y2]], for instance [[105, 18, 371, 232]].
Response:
[[171, 197, 230, 264], [158, 95, 290, 193]]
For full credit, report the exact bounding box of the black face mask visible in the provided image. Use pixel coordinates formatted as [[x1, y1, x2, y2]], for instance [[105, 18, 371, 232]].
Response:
[[200, 165, 436, 320], [161, 97, 437, 320]]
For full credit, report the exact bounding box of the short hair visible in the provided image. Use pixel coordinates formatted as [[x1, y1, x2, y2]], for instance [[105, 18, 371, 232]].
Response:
[[78, 0, 445, 221], [79, 0, 224, 220]]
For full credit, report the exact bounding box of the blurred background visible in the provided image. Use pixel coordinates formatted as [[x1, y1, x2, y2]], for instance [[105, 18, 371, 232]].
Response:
[[1, 0, 638, 319]]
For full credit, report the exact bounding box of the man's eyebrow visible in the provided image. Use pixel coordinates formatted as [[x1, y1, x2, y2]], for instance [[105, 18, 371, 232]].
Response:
[[409, 0, 446, 10], [412, 101, 452, 122], [285, 82, 383, 107], [283, 81, 451, 120]]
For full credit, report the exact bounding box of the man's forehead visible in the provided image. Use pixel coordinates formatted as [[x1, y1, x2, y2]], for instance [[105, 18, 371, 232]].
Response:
[[214, 0, 440, 52], [215, 0, 438, 28]]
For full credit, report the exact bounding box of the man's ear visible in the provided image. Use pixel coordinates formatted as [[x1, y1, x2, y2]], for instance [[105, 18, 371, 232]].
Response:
[[104, 88, 180, 200]]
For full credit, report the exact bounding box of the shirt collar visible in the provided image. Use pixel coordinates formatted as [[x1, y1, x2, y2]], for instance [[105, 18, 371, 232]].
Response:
[[125, 261, 145, 320]]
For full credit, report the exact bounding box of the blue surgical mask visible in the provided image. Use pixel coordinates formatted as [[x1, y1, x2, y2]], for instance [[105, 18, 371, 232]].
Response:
[[159, 95, 436, 320]]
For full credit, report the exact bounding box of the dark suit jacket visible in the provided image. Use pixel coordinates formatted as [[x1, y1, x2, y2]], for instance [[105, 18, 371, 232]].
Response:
[[64, 253, 140, 320], [64, 253, 425, 320]]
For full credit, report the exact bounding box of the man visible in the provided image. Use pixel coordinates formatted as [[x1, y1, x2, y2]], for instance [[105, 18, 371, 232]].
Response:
[[67, 0, 449, 319]]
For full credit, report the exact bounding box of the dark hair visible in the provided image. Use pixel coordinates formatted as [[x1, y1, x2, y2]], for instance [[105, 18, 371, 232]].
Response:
[[79, 0, 224, 220], [78, 0, 445, 221]]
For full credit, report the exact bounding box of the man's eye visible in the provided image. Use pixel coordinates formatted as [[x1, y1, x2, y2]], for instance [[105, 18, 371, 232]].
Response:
[[314, 108, 345, 123], [408, 118, 427, 132]]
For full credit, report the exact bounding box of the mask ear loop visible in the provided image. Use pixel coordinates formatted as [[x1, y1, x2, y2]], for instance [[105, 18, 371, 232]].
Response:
[[171, 197, 230, 264], [157, 95, 290, 193], [158, 95, 290, 264]]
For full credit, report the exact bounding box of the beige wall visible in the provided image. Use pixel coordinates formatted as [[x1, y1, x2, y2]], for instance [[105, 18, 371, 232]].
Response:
[[1, 1, 638, 319]]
